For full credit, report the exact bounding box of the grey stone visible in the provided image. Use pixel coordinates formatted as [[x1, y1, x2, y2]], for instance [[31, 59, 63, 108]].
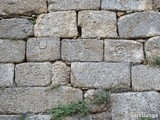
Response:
[[0, 64, 14, 87], [62, 39, 103, 62], [48, 0, 100, 11], [27, 37, 60, 62], [65, 115, 92, 120], [154, 0, 160, 9], [104, 39, 144, 62], [34, 11, 78, 38], [0, 115, 19, 120], [118, 11, 160, 38], [27, 115, 51, 120], [145, 36, 160, 61], [111, 91, 160, 120], [15, 62, 52, 87], [71, 62, 130, 89], [0, 39, 25, 63], [0, 86, 82, 113], [132, 65, 160, 91], [92, 112, 112, 120], [52, 61, 70, 86], [101, 0, 152, 11], [0, 0, 47, 17], [78, 10, 117, 39], [0, 18, 33, 39]]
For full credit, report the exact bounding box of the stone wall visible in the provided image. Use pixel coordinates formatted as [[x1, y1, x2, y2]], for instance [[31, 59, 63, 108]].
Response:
[[0, 0, 160, 120]]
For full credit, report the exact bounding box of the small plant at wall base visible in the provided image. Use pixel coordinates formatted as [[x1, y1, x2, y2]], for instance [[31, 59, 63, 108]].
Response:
[[139, 117, 153, 120], [152, 56, 160, 67]]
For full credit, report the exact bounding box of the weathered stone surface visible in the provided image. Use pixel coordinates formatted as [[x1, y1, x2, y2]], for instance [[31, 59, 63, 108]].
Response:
[[0, 0, 47, 17], [34, 11, 78, 38], [154, 0, 160, 9], [78, 11, 117, 38], [0, 39, 25, 63], [65, 115, 92, 120], [62, 39, 103, 61], [27, 115, 51, 120], [15, 62, 52, 87], [104, 39, 144, 62], [132, 65, 160, 91], [52, 61, 70, 85], [71, 62, 130, 89], [0, 64, 14, 87], [111, 92, 160, 120], [101, 0, 152, 11], [92, 112, 112, 120], [145, 36, 160, 61], [0, 18, 33, 39], [48, 0, 100, 11], [118, 11, 160, 38], [0, 115, 19, 120], [27, 37, 60, 62], [0, 86, 82, 113]]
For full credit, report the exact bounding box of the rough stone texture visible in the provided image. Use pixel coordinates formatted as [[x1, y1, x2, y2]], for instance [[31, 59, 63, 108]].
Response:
[[27, 115, 51, 120], [92, 112, 112, 120], [34, 11, 78, 38], [132, 65, 160, 91], [0, 115, 19, 120], [0, 86, 82, 113], [27, 37, 60, 62], [104, 39, 144, 62], [0, 64, 14, 87], [118, 11, 160, 38], [15, 62, 52, 87], [101, 0, 152, 11], [0, 0, 47, 17], [71, 62, 130, 89], [111, 91, 160, 120], [52, 61, 70, 86], [0, 39, 25, 63], [145, 36, 160, 61], [0, 18, 33, 39], [78, 11, 117, 38], [154, 0, 160, 9], [62, 39, 103, 62], [48, 0, 100, 11]]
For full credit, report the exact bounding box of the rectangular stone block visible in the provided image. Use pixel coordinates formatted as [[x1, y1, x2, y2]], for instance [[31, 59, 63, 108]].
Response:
[[15, 62, 52, 87], [62, 39, 103, 62], [27, 37, 60, 62], [0, 39, 25, 63], [111, 92, 160, 120], [104, 39, 144, 62], [118, 11, 160, 38], [0, 86, 82, 113], [0, 0, 47, 17], [0, 18, 33, 39], [48, 0, 100, 11], [34, 11, 78, 38], [132, 65, 160, 91], [101, 0, 152, 11], [71, 62, 130, 89], [78, 10, 117, 39], [0, 64, 14, 87], [145, 36, 160, 61]]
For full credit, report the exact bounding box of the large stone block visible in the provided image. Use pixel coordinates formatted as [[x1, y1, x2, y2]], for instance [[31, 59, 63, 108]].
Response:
[[15, 62, 52, 87], [145, 36, 160, 61], [0, 64, 14, 87], [71, 62, 130, 89], [48, 0, 100, 11], [104, 39, 144, 62], [0, 86, 82, 113], [111, 92, 160, 120], [0, 39, 25, 63], [101, 0, 152, 11], [0, 0, 47, 17], [27, 37, 60, 62], [132, 65, 160, 91], [62, 39, 103, 62], [0, 18, 33, 39], [34, 11, 78, 38], [78, 11, 117, 38], [52, 61, 70, 85], [118, 11, 160, 38]]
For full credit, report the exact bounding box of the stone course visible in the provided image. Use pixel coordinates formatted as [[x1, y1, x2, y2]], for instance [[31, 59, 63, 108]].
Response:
[[0, 0, 160, 120]]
